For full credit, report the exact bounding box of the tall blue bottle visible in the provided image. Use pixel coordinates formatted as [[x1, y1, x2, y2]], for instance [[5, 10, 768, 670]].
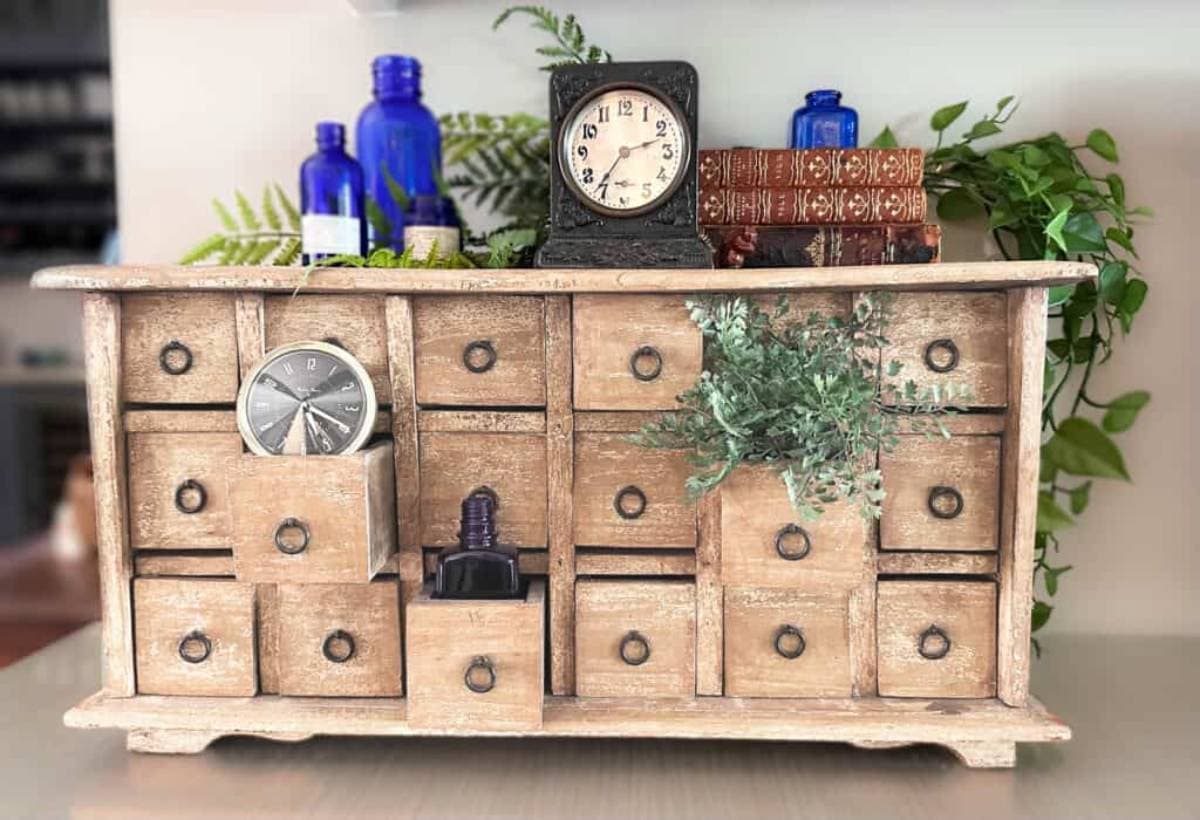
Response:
[[356, 55, 442, 251], [299, 122, 365, 264], [789, 89, 858, 149]]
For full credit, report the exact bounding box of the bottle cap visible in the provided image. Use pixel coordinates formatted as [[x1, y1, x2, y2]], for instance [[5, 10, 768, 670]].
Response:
[[372, 55, 422, 100], [314, 121, 345, 149], [459, 492, 499, 550]]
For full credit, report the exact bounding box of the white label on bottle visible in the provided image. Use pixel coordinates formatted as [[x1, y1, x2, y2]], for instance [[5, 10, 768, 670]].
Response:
[[403, 225, 461, 260], [302, 214, 361, 255]]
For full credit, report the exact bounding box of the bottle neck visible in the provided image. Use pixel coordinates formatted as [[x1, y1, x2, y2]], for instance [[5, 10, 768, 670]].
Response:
[[373, 85, 421, 103], [805, 90, 842, 108], [459, 493, 498, 550]]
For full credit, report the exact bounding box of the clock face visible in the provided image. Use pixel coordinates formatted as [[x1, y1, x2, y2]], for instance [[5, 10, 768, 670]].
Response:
[[236, 341, 376, 456], [561, 85, 689, 216]]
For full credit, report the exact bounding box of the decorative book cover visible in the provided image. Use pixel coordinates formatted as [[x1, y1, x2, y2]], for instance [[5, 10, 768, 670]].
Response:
[[699, 187, 928, 226], [699, 148, 924, 189], [703, 225, 941, 268]]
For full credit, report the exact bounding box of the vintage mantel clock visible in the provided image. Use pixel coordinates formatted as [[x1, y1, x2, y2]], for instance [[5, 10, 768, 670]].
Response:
[[535, 61, 713, 268]]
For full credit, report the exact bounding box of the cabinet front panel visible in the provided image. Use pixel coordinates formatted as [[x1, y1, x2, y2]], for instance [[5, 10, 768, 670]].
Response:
[[122, 293, 239, 404]]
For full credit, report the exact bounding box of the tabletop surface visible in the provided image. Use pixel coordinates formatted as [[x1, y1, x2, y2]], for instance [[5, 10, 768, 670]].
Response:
[[2, 625, 1196, 819]]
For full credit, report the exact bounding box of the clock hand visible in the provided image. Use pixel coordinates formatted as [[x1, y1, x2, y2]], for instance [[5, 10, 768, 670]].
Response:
[[307, 404, 352, 434], [304, 408, 335, 453], [629, 137, 661, 151], [596, 151, 625, 190]]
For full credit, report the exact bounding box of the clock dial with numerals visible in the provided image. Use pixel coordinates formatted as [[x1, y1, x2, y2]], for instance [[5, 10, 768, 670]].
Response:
[[561, 86, 688, 216], [236, 341, 376, 456]]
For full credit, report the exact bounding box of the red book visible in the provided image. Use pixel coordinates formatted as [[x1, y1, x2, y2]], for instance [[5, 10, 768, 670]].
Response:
[[704, 225, 941, 268], [699, 148, 924, 189], [699, 187, 927, 226]]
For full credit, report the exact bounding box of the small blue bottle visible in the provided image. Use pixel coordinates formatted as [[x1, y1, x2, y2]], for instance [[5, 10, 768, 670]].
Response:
[[299, 121, 365, 264], [403, 194, 461, 260], [789, 89, 858, 149], [356, 55, 442, 251]]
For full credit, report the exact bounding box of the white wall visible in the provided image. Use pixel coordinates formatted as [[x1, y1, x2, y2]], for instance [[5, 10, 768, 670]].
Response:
[[110, 0, 1198, 636]]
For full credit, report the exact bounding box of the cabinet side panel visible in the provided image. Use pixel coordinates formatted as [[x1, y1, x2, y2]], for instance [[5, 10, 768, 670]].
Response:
[[546, 295, 575, 695]]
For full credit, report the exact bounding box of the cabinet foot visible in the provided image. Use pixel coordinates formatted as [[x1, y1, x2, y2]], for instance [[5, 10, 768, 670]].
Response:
[[126, 729, 314, 754], [944, 740, 1017, 768]]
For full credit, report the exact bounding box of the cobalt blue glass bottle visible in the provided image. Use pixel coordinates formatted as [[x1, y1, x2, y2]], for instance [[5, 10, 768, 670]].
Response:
[[403, 194, 461, 260], [789, 89, 859, 149], [299, 121, 365, 264], [356, 55, 442, 251]]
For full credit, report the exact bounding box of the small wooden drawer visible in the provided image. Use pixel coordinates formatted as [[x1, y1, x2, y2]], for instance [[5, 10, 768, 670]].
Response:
[[575, 579, 695, 698], [419, 427, 547, 548], [573, 295, 702, 410], [274, 581, 402, 696], [877, 580, 997, 698], [724, 587, 852, 698], [127, 430, 242, 549], [880, 435, 1001, 552], [133, 577, 256, 696], [882, 291, 1008, 407], [406, 579, 545, 730], [264, 294, 390, 404], [720, 466, 870, 589], [573, 430, 695, 548], [230, 441, 395, 583], [122, 293, 239, 404], [413, 296, 546, 407]]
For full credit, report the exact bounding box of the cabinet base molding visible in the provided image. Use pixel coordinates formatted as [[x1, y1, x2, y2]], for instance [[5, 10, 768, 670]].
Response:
[[67, 690, 1067, 768]]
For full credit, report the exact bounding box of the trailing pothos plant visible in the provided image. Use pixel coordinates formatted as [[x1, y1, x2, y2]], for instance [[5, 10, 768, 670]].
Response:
[[873, 99, 1152, 650]]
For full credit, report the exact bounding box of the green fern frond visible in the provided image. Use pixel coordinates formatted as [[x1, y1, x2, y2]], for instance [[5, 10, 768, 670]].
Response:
[[234, 190, 260, 231], [184, 185, 303, 266], [275, 237, 301, 265], [212, 198, 238, 232], [245, 239, 279, 265], [178, 233, 225, 265], [493, 4, 611, 70], [261, 186, 282, 231], [274, 184, 301, 231]]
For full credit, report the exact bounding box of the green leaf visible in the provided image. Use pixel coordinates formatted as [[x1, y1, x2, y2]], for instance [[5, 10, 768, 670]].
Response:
[[179, 233, 225, 265], [868, 126, 899, 148], [1118, 278, 1148, 317], [964, 118, 1002, 141], [1042, 417, 1130, 480], [1086, 128, 1119, 162], [1105, 226, 1136, 255], [1037, 491, 1075, 532], [1031, 600, 1053, 632], [930, 101, 969, 132], [1044, 565, 1073, 597], [1068, 481, 1092, 515], [273, 184, 301, 232], [935, 188, 984, 220], [1044, 208, 1070, 254], [1101, 390, 1150, 433], [1062, 212, 1106, 253], [1047, 284, 1074, 307], [1045, 338, 1070, 360], [234, 190, 260, 231], [1106, 173, 1125, 207], [1038, 451, 1058, 484], [212, 198, 238, 232], [995, 95, 1015, 112], [1098, 261, 1128, 304], [261, 186, 282, 231]]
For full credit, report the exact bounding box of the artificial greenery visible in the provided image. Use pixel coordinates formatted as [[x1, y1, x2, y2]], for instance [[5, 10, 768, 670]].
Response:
[[873, 100, 1151, 648], [315, 227, 538, 270], [179, 185, 301, 266]]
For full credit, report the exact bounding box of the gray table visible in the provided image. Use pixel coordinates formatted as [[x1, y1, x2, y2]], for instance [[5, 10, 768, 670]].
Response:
[[1, 625, 1196, 819]]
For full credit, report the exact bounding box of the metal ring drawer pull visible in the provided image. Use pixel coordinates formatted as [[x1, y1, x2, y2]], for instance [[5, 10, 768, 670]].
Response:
[[464, 655, 496, 693], [613, 485, 647, 520], [469, 485, 500, 510], [159, 340, 194, 375], [773, 624, 807, 660], [273, 517, 310, 555], [774, 523, 812, 561], [178, 630, 212, 664], [927, 485, 964, 520], [173, 479, 207, 515], [923, 338, 960, 373], [619, 630, 651, 666], [322, 629, 356, 664], [463, 340, 497, 374], [918, 625, 952, 660], [629, 345, 663, 382]]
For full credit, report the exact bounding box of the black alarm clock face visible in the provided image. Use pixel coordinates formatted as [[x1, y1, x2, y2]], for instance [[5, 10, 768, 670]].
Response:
[[560, 84, 689, 217], [236, 341, 376, 456]]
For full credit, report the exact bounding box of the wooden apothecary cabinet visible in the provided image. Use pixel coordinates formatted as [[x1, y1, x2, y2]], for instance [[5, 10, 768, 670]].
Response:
[[34, 260, 1093, 767]]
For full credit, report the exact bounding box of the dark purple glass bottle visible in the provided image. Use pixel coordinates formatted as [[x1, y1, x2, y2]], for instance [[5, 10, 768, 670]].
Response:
[[789, 89, 858, 149], [299, 121, 365, 264], [434, 492, 522, 599]]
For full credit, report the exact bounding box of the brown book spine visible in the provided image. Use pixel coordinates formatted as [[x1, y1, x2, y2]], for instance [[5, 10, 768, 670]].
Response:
[[703, 225, 941, 268], [699, 187, 927, 226], [698, 148, 924, 188]]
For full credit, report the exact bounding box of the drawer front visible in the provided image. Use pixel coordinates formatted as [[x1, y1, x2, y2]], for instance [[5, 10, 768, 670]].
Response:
[[882, 291, 1007, 407], [573, 295, 702, 411], [231, 441, 396, 583], [724, 587, 852, 697], [264, 294, 390, 404], [414, 296, 546, 407], [877, 580, 997, 698], [419, 430, 547, 548], [880, 435, 1000, 551], [406, 580, 545, 730], [275, 582, 402, 696], [122, 293, 239, 404], [721, 467, 870, 589], [128, 431, 242, 549], [575, 579, 695, 698], [133, 578, 256, 696], [573, 431, 695, 548]]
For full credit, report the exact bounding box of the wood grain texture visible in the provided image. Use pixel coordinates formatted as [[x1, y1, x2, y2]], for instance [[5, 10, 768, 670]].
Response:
[[133, 578, 256, 697], [384, 296, 424, 614], [134, 550, 235, 577], [256, 583, 279, 694], [274, 581, 402, 697], [848, 579, 877, 697], [573, 411, 672, 432], [124, 409, 238, 433], [879, 435, 1001, 551], [877, 552, 1000, 576], [998, 287, 1047, 707], [545, 295, 575, 695], [928, 413, 1007, 436], [575, 549, 696, 576], [264, 294, 390, 403], [127, 431, 242, 549], [413, 295, 546, 406], [417, 410, 546, 433], [877, 580, 997, 699], [882, 291, 1008, 407], [724, 587, 852, 697], [234, 291, 265, 382], [575, 580, 696, 698], [230, 442, 396, 583], [121, 293, 239, 404], [572, 295, 702, 410], [406, 580, 545, 730], [419, 430, 547, 548], [695, 490, 722, 695], [573, 430, 696, 548]]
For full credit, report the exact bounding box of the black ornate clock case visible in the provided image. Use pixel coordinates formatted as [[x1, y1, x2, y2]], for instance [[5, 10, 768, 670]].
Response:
[[535, 61, 714, 269]]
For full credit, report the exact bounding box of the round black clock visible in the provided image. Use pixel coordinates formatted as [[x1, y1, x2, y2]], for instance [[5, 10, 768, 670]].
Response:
[[236, 341, 376, 456]]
